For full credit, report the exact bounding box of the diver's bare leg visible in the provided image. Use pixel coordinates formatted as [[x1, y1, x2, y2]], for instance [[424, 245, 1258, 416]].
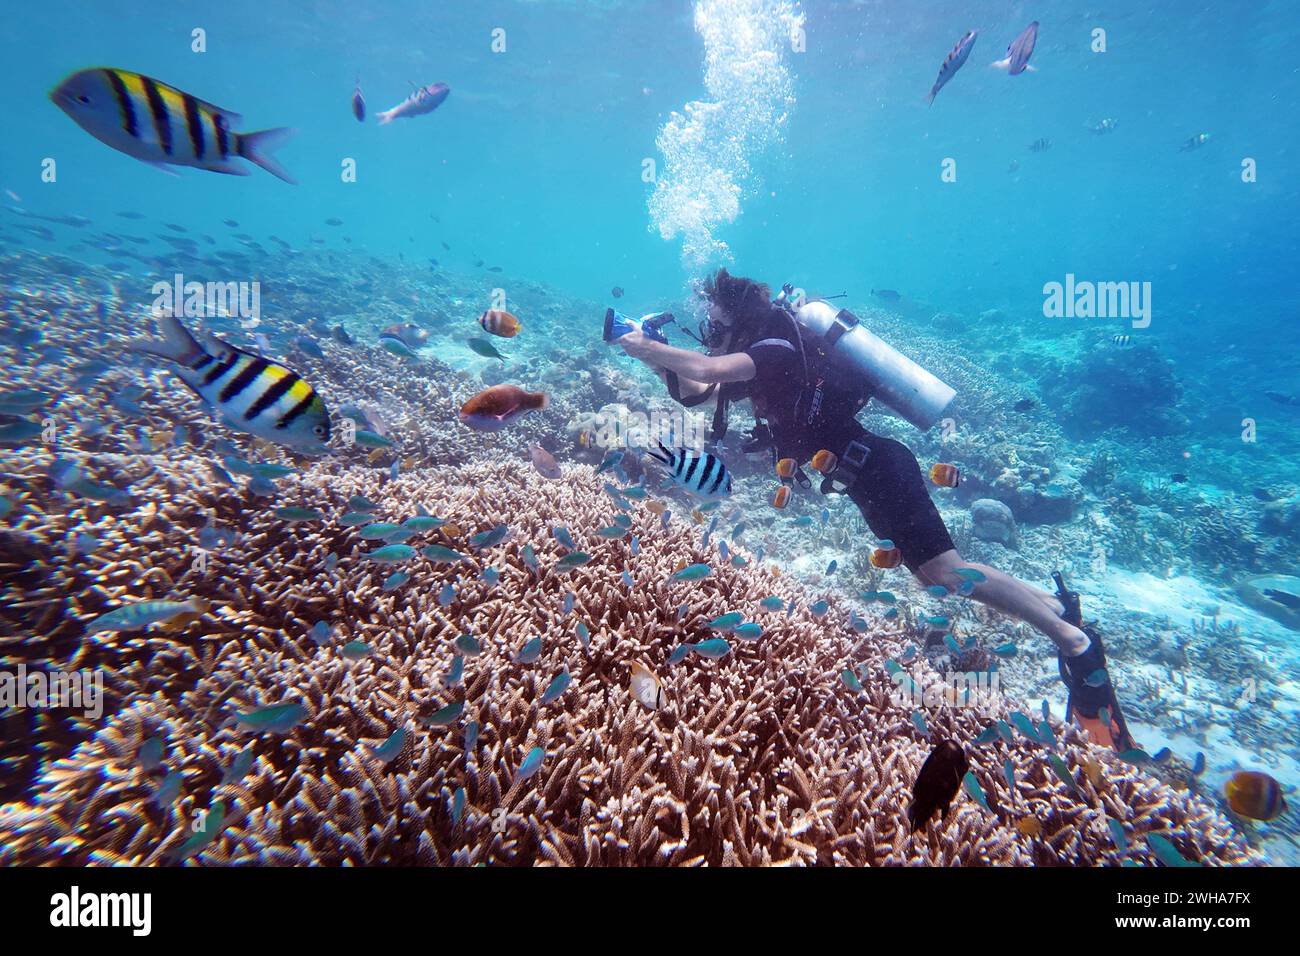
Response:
[[916, 550, 1087, 655]]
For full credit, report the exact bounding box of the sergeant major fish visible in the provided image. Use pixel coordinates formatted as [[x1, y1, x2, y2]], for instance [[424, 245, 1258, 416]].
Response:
[[131, 314, 330, 454], [645, 442, 732, 499], [50, 68, 295, 182]]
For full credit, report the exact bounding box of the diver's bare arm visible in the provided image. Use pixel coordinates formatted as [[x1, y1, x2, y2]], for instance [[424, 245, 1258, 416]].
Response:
[[621, 335, 756, 384]]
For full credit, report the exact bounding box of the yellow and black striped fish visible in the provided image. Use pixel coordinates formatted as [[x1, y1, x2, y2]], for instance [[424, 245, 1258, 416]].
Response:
[[133, 315, 330, 455], [50, 68, 295, 183]]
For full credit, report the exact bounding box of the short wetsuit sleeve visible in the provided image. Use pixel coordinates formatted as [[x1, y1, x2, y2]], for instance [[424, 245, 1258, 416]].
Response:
[[745, 337, 799, 388]]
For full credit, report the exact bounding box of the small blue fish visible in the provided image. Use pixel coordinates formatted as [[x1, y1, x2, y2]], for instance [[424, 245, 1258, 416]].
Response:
[[630, 535, 640, 557], [555, 551, 592, 570], [1147, 833, 1201, 868], [424, 701, 464, 726], [899, 645, 918, 664], [996, 720, 1014, 742], [515, 746, 544, 783], [1003, 758, 1016, 795], [368, 728, 408, 764], [516, 637, 542, 664], [452, 786, 466, 826], [1107, 817, 1128, 854], [883, 607, 898, 619], [562, 592, 575, 615], [576, 621, 590, 648], [612, 513, 633, 529], [401, 516, 444, 532], [974, 725, 999, 745], [943, 634, 961, 654], [760, 596, 784, 611], [786, 599, 797, 617], [339, 512, 376, 527], [911, 710, 929, 737], [962, 771, 991, 812], [1037, 721, 1056, 748], [138, 736, 165, 772], [235, 700, 309, 733], [552, 525, 576, 550], [595, 450, 624, 475], [422, 544, 466, 563], [672, 563, 712, 582], [718, 540, 730, 563], [820, 508, 830, 524], [1048, 754, 1078, 792], [754, 546, 765, 562], [348, 495, 378, 512], [957, 581, 976, 596], [522, 543, 539, 572], [481, 566, 501, 586], [620, 570, 634, 588], [471, 524, 511, 549], [247, 476, 277, 497], [926, 585, 949, 598], [826, 559, 838, 575], [597, 525, 627, 539], [1040, 700, 1050, 721], [660, 510, 671, 531], [341, 640, 371, 660], [1191, 752, 1206, 776], [383, 571, 410, 591], [369, 544, 416, 563], [464, 721, 480, 754], [708, 611, 744, 632], [993, 642, 1017, 658], [876, 591, 897, 604], [455, 633, 481, 657], [841, 669, 863, 692], [1010, 712, 1040, 742], [733, 622, 762, 641], [793, 515, 813, 528], [219, 747, 255, 786], [438, 583, 455, 606], [667, 644, 690, 666], [810, 600, 829, 617], [274, 506, 323, 522], [690, 638, 731, 659], [308, 621, 331, 646], [539, 671, 571, 705], [153, 770, 183, 809], [443, 655, 464, 687]]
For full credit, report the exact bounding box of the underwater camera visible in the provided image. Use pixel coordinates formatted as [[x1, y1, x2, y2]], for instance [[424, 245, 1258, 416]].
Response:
[[602, 308, 675, 345]]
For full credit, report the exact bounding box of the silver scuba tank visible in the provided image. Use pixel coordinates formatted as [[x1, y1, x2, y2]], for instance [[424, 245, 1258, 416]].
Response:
[[795, 299, 956, 431]]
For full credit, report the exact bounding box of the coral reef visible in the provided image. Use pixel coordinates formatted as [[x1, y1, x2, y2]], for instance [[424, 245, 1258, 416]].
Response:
[[0, 454, 1258, 867]]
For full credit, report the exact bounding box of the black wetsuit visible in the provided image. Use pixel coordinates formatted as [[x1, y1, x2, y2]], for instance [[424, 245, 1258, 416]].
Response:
[[737, 332, 955, 573]]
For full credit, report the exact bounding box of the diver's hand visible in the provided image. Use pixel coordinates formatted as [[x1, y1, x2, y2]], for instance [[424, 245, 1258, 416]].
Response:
[[617, 330, 658, 361]]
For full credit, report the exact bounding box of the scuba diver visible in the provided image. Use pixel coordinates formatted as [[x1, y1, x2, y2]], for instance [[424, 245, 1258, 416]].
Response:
[[609, 268, 1134, 751]]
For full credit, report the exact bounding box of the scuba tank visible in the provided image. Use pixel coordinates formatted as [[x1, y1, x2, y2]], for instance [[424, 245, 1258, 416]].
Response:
[[789, 297, 956, 431]]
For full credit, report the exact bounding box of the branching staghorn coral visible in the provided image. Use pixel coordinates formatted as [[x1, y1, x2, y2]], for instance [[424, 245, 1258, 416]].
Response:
[[0, 456, 1258, 867]]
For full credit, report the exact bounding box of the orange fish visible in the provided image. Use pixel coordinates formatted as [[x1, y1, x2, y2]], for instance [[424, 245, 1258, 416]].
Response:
[[459, 385, 548, 431], [929, 463, 960, 488], [772, 485, 792, 509], [1083, 757, 1103, 788], [479, 309, 521, 338], [811, 449, 838, 474], [870, 546, 902, 569], [691, 509, 704, 525], [528, 443, 562, 479], [577, 430, 593, 448], [1015, 816, 1043, 838], [441, 523, 461, 539], [775, 457, 797, 479], [645, 500, 667, 515], [1225, 770, 1286, 821]]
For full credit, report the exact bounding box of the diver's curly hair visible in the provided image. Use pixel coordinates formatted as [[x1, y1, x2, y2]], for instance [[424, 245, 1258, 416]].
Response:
[[702, 268, 772, 327]]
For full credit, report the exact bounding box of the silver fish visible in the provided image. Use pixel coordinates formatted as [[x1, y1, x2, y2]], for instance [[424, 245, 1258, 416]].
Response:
[[993, 21, 1038, 76], [928, 30, 977, 105]]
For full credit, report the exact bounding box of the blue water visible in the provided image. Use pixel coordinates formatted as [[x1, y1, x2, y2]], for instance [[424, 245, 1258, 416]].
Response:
[[2, 0, 1299, 866]]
